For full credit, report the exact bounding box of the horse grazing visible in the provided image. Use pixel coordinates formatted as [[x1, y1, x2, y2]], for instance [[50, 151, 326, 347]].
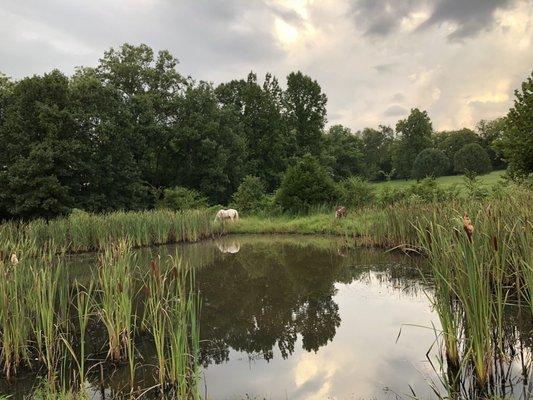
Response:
[[335, 206, 347, 219], [215, 208, 239, 222]]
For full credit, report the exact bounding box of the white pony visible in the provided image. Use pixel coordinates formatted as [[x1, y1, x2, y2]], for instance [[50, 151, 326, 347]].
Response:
[[215, 208, 239, 222]]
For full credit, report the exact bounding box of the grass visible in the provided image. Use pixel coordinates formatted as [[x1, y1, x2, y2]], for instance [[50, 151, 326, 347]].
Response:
[[371, 170, 505, 192]]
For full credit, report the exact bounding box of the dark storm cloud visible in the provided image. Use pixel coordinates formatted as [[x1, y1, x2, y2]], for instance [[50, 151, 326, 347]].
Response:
[[418, 0, 517, 41], [383, 104, 408, 117], [349, 0, 418, 36], [0, 0, 285, 79], [349, 0, 518, 40]]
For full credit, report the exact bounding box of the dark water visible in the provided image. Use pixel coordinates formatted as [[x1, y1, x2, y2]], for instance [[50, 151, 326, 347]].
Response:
[[2, 235, 531, 399]]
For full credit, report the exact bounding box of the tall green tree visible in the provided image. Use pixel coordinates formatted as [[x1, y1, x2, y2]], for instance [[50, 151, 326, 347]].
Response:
[[216, 72, 290, 190], [169, 82, 247, 204], [68, 68, 149, 211], [499, 72, 533, 178], [361, 125, 394, 180], [0, 71, 82, 219], [476, 118, 506, 170], [283, 72, 327, 157], [96, 43, 188, 188], [433, 128, 479, 174], [392, 108, 433, 178], [323, 124, 364, 180]]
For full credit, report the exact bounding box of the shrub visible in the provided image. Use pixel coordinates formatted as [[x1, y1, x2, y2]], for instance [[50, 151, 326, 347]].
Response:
[[411, 148, 450, 179], [231, 176, 267, 215], [157, 186, 207, 211], [454, 143, 492, 175], [338, 177, 375, 208], [377, 186, 408, 206], [275, 154, 339, 213]]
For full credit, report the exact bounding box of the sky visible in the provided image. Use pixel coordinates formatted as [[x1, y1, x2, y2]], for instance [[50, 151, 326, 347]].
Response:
[[1, 0, 532, 132]]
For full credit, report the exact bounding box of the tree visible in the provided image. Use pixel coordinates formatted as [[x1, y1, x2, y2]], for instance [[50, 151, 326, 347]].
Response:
[[411, 148, 450, 179], [0, 70, 84, 219], [392, 108, 433, 178], [283, 72, 327, 157], [169, 82, 247, 204], [231, 175, 267, 215], [434, 128, 479, 173], [323, 125, 364, 180], [68, 68, 150, 212], [361, 125, 394, 180], [276, 154, 338, 213], [476, 118, 506, 170], [96, 43, 188, 188], [453, 143, 492, 175], [499, 72, 533, 178], [216, 73, 291, 190]]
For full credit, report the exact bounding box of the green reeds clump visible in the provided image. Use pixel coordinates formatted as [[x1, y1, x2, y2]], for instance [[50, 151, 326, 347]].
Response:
[[27, 254, 68, 383], [142, 254, 201, 398], [97, 240, 136, 364], [0, 255, 33, 380]]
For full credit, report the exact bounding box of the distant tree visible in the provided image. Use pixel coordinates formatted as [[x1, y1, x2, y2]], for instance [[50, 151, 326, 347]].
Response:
[[476, 118, 506, 170], [96, 43, 188, 188], [392, 108, 433, 178], [499, 72, 533, 178], [216, 72, 290, 190], [231, 175, 267, 215], [411, 148, 450, 180], [454, 143, 492, 175], [68, 67, 149, 212], [433, 128, 479, 173], [0, 71, 81, 219], [361, 125, 394, 180], [157, 186, 207, 211], [169, 82, 247, 204], [276, 154, 338, 213], [323, 124, 364, 180], [283, 72, 327, 157]]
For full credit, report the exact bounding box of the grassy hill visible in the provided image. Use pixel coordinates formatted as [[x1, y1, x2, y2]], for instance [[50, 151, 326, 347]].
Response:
[[370, 170, 506, 192]]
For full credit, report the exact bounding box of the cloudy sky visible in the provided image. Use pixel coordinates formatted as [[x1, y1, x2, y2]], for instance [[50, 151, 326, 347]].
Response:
[[1, 0, 532, 131]]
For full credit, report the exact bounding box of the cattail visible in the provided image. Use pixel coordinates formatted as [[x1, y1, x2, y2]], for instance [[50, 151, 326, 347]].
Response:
[[150, 259, 157, 274], [463, 213, 474, 242], [10, 253, 18, 265], [492, 236, 498, 252]]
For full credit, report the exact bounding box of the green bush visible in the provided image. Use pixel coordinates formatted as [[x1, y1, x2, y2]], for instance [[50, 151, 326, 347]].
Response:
[[338, 177, 375, 208], [231, 175, 267, 215], [411, 148, 449, 179], [275, 154, 339, 213], [157, 186, 207, 211], [454, 143, 492, 175]]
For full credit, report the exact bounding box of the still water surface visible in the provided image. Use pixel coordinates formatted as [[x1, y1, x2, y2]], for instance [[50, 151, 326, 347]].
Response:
[[2, 235, 449, 399]]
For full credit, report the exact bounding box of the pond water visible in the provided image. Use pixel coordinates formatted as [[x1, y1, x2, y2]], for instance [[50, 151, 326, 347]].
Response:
[[2, 235, 531, 399]]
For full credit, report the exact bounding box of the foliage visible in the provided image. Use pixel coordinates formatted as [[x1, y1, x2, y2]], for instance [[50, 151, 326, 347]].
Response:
[[392, 108, 433, 178], [323, 125, 364, 180], [361, 125, 394, 180], [338, 177, 375, 208], [283, 71, 327, 157], [231, 175, 267, 215], [453, 143, 492, 175], [476, 117, 506, 169], [276, 154, 338, 213], [499, 71, 533, 179], [158, 186, 207, 211], [433, 128, 479, 173], [411, 148, 450, 179]]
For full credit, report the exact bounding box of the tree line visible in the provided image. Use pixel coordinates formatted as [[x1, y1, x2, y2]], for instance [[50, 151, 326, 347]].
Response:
[[0, 43, 530, 219]]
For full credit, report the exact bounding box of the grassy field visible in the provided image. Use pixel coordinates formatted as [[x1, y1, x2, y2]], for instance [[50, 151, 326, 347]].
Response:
[[371, 170, 506, 191]]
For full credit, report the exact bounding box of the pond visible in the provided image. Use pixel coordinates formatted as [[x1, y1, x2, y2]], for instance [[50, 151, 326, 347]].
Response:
[[1, 235, 531, 399]]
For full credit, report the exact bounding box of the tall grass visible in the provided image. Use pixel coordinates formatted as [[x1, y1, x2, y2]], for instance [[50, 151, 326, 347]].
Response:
[[0, 208, 220, 256]]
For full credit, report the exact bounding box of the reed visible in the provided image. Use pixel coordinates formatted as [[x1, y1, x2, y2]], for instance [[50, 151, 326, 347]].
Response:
[[97, 240, 136, 364]]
